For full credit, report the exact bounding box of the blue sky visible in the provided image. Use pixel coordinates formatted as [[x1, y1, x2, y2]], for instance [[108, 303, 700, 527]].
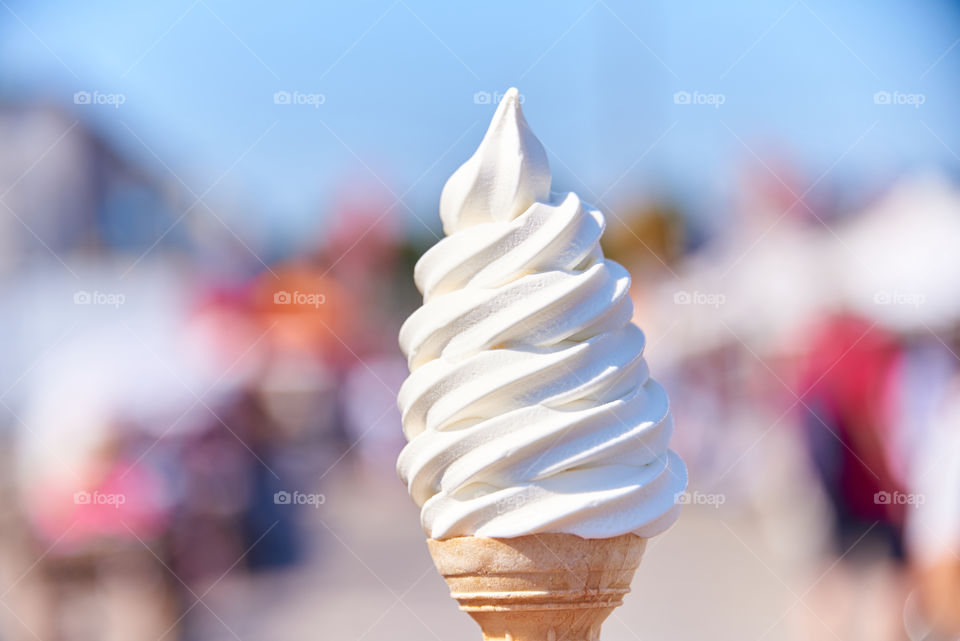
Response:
[[2, 0, 958, 245]]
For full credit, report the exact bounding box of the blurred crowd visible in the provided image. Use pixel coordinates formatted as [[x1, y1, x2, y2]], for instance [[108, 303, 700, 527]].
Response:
[[1, 100, 958, 641]]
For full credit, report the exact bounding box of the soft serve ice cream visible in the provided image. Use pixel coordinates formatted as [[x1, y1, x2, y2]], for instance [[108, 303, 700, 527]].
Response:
[[397, 88, 687, 539]]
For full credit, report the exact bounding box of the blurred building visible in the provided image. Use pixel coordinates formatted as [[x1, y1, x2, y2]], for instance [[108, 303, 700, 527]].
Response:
[[0, 102, 190, 274]]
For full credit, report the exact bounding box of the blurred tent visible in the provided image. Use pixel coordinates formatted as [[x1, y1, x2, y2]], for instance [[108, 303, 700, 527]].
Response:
[[835, 174, 960, 332], [649, 173, 960, 362], [650, 216, 835, 361]]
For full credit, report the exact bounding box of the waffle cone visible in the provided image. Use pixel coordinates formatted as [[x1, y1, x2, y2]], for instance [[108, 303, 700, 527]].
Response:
[[427, 533, 646, 641]]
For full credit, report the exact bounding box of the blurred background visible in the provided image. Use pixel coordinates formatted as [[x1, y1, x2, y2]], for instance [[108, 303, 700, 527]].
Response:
[[1, 1, 959, 640]]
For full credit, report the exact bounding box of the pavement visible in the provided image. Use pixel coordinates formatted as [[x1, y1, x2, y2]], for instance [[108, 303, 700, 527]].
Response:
[[190, 460, 832, 641]]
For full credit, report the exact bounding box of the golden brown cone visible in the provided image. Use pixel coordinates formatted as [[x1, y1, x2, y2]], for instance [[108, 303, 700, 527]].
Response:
[[427, 533, 646, 641]]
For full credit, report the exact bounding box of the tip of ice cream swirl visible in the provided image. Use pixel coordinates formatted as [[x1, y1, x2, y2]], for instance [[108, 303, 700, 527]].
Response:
[[439, 87, 550, 235], [398, 88, 687, 540]]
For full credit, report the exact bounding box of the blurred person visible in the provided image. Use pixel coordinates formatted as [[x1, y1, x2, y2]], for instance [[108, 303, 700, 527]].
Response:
[[799, 314, 906, 553], [170, 284, 351, 629], [795, 313, 909, 641], [905, 374, 960, 640], [13, 421, 177, 641], [166, 392, 293, 584], [8, 325, 181, 641]]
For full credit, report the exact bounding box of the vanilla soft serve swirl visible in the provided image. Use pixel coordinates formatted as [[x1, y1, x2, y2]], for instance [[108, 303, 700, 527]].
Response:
[[398, 88, 687, 539]]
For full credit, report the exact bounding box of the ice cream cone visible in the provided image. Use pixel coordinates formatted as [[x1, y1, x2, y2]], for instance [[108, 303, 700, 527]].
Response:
[[427, 533, 646, 641]]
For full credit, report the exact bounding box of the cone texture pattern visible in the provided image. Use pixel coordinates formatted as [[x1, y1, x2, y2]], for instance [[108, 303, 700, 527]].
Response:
[[428, 533, 646, 641]]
